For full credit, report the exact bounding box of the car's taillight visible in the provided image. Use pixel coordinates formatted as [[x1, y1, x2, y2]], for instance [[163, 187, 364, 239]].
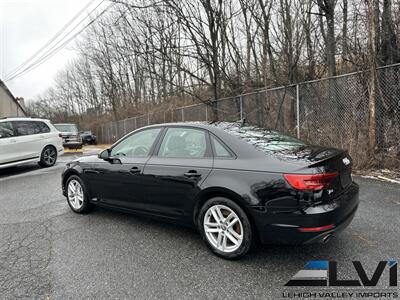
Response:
[[283, 172, 338, 190]]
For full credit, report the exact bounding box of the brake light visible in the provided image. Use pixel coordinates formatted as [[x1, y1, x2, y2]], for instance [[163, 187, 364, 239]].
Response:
[[283, 172, 338, 190]]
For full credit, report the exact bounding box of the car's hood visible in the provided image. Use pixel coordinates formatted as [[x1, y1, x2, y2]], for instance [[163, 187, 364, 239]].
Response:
[[72, 154, 102, 163]]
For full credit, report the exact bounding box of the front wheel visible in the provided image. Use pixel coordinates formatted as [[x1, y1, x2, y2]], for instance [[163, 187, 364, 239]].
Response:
[[39, 146, 57, 167], [66, 175, 92, 213], [198, 197, 253, 259]]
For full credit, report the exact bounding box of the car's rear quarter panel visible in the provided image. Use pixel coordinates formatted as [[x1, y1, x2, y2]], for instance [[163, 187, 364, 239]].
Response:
[[202, 158, 359, 244]]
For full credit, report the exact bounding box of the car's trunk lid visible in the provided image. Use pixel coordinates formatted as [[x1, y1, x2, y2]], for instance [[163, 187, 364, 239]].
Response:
[[271, 144, 352, 189]]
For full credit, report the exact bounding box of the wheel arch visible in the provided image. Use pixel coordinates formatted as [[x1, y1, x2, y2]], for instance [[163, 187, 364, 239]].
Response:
[[192, 187, 259, 238], [40, 144, 57, 158], [42, 143, 57, 152], [62, 169, 81, 195]]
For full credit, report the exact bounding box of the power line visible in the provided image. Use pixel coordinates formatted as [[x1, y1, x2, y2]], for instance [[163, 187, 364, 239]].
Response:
[[5, 0, 111, 82], [4, 0, 96, 80], [5, 0, 107, 82]]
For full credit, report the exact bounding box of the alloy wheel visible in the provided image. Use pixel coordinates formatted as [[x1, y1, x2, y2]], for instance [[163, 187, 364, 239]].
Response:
[[203, 204, 243, 253], [43, 147, 56, 165], [67, 179, 84, 210]]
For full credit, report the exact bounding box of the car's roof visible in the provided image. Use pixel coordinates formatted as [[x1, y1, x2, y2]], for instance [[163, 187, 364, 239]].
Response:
[[54, 123, 77, 125], [144, 122, 217, 131], [0, 117, 50, 122]]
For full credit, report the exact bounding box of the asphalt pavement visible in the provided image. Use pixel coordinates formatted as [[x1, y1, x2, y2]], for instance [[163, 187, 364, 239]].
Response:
[[0, 154, 399, 299]]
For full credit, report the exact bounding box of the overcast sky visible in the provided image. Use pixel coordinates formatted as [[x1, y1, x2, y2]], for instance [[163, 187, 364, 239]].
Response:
[[0, 0, 99, 102]]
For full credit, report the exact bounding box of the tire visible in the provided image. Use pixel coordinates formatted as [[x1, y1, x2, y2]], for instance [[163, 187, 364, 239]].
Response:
[[39, 145, 57, 168], [65, 175, 92, 214], [198, 197, 253, 260]]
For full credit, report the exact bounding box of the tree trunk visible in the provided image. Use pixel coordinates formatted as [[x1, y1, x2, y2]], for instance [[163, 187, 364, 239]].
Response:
[[366, 0, 379, 151]]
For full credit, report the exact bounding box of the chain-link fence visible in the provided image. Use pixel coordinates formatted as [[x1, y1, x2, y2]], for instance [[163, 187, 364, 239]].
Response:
[[96, 64, 400, 173]]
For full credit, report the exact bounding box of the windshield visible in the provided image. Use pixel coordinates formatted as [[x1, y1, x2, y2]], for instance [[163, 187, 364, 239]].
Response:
[[54, 124, 78, 133]]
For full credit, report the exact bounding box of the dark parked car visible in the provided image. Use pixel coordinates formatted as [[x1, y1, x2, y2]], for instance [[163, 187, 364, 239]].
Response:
[[80, 130, 97, 145], [54, 123, 83, 149], [61, 123, 359, 259]]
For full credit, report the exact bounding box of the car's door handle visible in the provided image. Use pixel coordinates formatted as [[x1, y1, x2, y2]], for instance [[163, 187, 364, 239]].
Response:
[[129, 167, 141, 174], [184, 170, 202, 178]]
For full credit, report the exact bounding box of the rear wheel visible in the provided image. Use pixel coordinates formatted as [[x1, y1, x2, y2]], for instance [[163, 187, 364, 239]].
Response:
[[39, 146, 57, 167], [198, 197, 253, 259], [66, 175, 92, 213]]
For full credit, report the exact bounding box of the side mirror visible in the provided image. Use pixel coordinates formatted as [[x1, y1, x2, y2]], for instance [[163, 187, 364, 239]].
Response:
[[98, 149, 121, 164], [99, 149, 110, 159]]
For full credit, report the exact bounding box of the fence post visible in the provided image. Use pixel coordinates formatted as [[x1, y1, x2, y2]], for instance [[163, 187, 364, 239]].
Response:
[[123, 119, 127, 135], [147, 114, 150, 125], [296, 84, 300, 138], [181, 108, 185, 122], [205, 105, 208, 122], [101, 125, 104, 144], [240, 96, 243, 120]]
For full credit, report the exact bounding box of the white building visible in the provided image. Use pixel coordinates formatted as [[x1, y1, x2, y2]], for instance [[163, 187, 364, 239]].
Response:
[[0, 80, 26, 118]]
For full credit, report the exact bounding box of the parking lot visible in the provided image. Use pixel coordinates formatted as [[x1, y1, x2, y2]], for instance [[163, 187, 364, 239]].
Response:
[[0, 154, 399, 299]]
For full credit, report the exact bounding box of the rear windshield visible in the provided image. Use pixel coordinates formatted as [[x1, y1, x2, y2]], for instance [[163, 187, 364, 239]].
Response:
[[54, 124, 78, 133], [218, 124, 306, 153]]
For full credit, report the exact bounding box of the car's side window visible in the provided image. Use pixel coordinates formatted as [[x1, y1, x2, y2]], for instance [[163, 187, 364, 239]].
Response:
[[12, 121, 37, 136], [110, 128, 161, 157], [0, 122, 15, 139], [158, 127, 207, 158], [35, 122, 50, 133], [211, 135, 232, 158]]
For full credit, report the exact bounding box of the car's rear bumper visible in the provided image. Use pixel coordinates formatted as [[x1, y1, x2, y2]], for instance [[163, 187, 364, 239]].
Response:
[[63, 142, 82, 149], [252, 182, 359, 244]]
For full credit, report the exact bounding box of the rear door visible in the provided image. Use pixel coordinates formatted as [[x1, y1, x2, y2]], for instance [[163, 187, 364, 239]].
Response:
[[142, 127, 213, 219], [11, 121, 43, 159], [0, 121, 20, 164]]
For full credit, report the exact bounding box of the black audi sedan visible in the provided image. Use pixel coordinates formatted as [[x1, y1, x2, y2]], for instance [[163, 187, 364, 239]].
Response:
[[61, 122, 359, 259]]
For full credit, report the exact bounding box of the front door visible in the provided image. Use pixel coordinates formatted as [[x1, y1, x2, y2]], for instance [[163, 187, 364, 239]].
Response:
[[142, 127, 213, 219], [94, 127, 163, 211]]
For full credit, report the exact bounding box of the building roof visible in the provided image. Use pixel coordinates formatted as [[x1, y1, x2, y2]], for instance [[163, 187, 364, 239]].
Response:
[[0, 79, 27, 115]]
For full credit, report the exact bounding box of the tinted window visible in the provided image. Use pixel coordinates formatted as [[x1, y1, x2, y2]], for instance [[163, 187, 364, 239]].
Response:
[[111, 128, 161, 157], [211, 135, 232, 158], [158, 127, 207, 158], [12, 121, 49, 136], [35, 122, 50, 133], [13, 121, 36, 136], [0, 122, 15, 138]]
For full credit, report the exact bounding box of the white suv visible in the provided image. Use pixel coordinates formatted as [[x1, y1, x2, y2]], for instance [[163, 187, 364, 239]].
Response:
[[0, 117, 64, 169]]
